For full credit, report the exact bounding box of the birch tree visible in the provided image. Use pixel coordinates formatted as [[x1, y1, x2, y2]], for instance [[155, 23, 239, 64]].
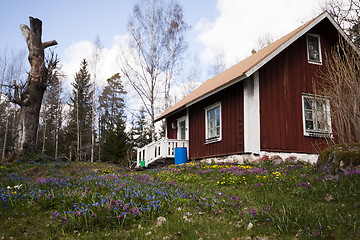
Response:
[[37, 74, 63, 157], [90, 36, 102, 162], [120, 0, 188, 139], [0, 49, 25, 160]]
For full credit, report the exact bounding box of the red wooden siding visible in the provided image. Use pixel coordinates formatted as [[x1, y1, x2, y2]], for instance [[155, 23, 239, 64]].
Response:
[[259, 19, 338, 153], [188, 81, 244, 159], [166, 109, 187, 140]]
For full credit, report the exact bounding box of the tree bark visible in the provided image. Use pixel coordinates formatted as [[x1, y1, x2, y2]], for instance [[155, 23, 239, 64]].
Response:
[[16, 17, 57, 153]]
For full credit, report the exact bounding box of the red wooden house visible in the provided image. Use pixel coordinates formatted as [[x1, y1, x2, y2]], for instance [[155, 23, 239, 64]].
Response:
[[136, 12, 354, 167]]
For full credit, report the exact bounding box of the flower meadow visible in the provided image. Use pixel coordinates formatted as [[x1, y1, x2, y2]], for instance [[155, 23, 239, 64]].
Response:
[[0, 158, 360, 239]]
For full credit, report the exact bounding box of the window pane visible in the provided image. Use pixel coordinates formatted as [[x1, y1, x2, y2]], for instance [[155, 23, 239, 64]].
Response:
[[216, 126, 220, 136], [308, 35, 320, 62], [209, 128, 214, 138], [306, 120, 314, 130], [179, 121, 185, 139], [316, 100, 324, 111], [304, 98, 312, 110], [317, 121, 325, 131], [305, 110, 313, 120], [215, 107, 220, 117], [208, 110, 213, 120]]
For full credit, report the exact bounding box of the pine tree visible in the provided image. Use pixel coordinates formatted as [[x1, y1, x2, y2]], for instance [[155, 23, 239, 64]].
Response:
[[65, 59, 93, 161], [98, 73, 128, 165]]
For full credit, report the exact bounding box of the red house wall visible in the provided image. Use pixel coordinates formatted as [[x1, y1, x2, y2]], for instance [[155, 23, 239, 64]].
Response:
[[188, 81, 244, 159], [259, 19, 338, 153], [166, 109, 187, 140]]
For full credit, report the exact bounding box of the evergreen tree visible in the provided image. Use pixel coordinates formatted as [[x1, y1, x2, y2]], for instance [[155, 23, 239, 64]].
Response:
[[131, 107, 152, 149], [98, 73, 128, 165], [65, 59, 93, 161]]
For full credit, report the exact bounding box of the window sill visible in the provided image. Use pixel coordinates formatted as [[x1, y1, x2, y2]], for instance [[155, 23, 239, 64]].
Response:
[[205, 137, 221, 144], [304, 131, 332, 138], [308, 60, 322, 65]]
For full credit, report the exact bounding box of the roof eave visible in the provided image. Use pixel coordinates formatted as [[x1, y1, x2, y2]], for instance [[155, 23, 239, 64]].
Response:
[[155, 73, 247, 121]]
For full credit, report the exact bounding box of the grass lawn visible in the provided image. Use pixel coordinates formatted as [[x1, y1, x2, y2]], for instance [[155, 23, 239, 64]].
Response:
[[0, 157, 359, 239]]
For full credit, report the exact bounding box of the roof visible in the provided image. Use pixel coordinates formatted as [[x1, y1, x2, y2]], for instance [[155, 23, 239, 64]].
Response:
[[155, 11, 349, 121]]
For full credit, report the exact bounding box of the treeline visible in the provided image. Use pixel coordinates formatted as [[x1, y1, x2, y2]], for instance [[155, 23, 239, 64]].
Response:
[[0, 59, 151, 166]]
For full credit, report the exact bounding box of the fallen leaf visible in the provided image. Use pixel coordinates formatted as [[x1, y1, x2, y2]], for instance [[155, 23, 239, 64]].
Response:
[[325, 194, 334, 201]]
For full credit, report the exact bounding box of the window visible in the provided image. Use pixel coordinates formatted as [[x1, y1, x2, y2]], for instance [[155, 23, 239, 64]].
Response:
[[306, 33, 322, 64], [205, 103, 221, 143], [302, 94, 331, 137]]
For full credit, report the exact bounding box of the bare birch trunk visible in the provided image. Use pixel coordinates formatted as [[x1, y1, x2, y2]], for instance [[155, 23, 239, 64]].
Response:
[[76, 90, 80, 161], [2, 106, 9, 161], [41, 96, 47, 154], [54, 86, 60, 158]]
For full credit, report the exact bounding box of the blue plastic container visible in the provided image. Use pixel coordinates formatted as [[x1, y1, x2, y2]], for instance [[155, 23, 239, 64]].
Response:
[[175, 147, 187, 165]]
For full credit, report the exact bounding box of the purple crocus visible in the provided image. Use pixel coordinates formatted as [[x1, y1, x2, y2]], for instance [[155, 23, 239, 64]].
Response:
[[61, 216, 67, 224]]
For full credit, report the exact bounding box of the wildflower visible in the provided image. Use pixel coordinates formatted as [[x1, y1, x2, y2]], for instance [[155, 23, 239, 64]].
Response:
[[52, 211, 59, 221], [61, 216, 67, 224], [91, 213, 97, 219]]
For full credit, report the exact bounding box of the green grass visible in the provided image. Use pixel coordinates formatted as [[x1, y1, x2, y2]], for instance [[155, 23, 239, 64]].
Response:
[[0, 158, 359, 239]]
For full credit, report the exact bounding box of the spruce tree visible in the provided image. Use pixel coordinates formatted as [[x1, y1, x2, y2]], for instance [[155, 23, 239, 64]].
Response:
[[98, 73, 128, 164], [65, 59, 93, 161]]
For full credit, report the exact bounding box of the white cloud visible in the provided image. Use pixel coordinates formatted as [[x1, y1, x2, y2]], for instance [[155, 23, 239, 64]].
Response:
[[196, 0, 323, 67], [61, 34, 130, 93]]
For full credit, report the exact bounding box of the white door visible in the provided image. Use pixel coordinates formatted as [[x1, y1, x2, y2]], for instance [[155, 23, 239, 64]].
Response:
[[177, 116, 187, 140]]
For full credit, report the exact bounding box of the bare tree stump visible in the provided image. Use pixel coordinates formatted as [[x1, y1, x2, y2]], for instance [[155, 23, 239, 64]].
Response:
[[15, 17, 57, 153]]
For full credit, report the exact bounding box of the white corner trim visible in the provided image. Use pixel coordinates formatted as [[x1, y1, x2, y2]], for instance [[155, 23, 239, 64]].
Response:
[[244, 71, 260, 153]]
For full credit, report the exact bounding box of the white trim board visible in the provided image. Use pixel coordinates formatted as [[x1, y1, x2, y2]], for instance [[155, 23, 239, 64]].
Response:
[[243, 71, 260, 153]]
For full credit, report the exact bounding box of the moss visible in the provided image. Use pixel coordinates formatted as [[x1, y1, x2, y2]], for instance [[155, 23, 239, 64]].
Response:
[[318, 142, 360, 169]]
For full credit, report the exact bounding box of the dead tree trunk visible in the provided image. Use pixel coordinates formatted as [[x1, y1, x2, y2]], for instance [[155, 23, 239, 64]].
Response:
[[15, 17, 57, 153]]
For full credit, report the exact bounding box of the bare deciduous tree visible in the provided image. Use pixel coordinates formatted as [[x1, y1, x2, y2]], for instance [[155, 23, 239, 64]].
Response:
[[321, 0, 360, 46], [316, 37, 360, 143], [120, 0, 188, 140], [90, 36, 102, 162], [6, 17, 58, 154], [207, 49, 226, 78]]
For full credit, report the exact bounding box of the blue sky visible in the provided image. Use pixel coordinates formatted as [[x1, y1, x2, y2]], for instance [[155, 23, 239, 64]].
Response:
[[0, 0, 217, 61], [0, 0, 325, 103]]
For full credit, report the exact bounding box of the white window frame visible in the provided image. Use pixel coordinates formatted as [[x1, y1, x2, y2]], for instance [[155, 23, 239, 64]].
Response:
[[302, 94, 332, 138], [306, 33, 322, 65], [205, 102, 222, 144]]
